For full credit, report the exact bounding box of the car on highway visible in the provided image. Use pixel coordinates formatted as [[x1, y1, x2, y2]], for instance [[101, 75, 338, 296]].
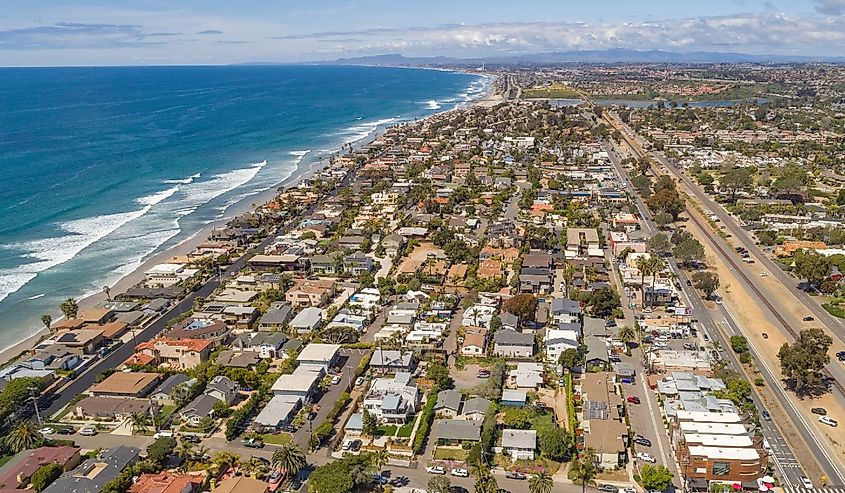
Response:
[[762, 332, 768, 339], [426, 466, 446, 475], [634, 435, 652, 447], [837, 351, 845, 361], [800, 477, 814, 489], [761, 411, 771, 421], [636, 452, 656, 463], [79, 427, 97, 436], [803, 316, 815, 322], [811, 407, 827, 415], [819, 416, 838, 427], [597, 485, 617, 493], [627, 396, 640, 404], [505, 472, 527, 480], [450, 468, 469, 477]]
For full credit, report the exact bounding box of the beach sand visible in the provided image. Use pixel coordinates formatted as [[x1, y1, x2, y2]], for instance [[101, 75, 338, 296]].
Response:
[[0, 74, 501, 367]]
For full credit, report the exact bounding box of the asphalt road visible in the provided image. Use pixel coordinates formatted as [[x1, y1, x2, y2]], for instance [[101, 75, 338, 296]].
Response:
[[604, 140, 817, 487]]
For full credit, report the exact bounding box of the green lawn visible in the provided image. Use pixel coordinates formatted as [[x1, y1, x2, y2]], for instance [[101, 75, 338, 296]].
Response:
[[823, 303, 845, 318], [260, 433, 292, 445], [375, 425, 397, 436], [0, 455, 13, 469], [433, 448, 466, 461], [397, 423, 414, 438]]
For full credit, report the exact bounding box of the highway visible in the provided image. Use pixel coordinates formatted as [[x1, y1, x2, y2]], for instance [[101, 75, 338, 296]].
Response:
[[604, 140, 831, 487]]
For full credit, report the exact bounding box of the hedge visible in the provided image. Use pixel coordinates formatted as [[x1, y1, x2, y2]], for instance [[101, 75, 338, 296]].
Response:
[[412, 386, 439, 454], [565, 373, 577, 433]]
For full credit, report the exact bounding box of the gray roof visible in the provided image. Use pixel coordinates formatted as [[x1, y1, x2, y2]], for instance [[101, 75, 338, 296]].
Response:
[[499, 312, 519, 327], [207, 376, 239, 395], [216, 350, 261, 368], [181, 393, 218, 419], [290, 307, 322, 328], [254, 395, 300, 427], [43, 446, 139, 493], [382, 394, 402, 411], [583, 317, 608, 337], [153, 373, 191, 396], [462, 397, 491, 416], [585, 337, 608, 363], [502, 429, 537, 450], [501, 389, 527, 404], [259, 305, 293, 326], [435, 389, 462, 412], [371, 349, 414, 368], [346, 412, 363, 431], [493, 329, 534, 346], [433, 419, 482, 441], [551, 298, 581, 314]]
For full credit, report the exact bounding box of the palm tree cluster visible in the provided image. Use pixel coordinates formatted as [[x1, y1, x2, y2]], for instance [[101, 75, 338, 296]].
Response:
[[528, 471, 553, 493], [635, 255, 664, 309], [4, 421, 44, 453], [272, 443, 308, 482]]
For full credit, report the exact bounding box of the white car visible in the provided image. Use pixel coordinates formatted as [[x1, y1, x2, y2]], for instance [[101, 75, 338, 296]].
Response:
[[79, 427, 97, 436], [39, 427, 55, 435], [800, 476, 814, 489], [636, 452, 657, 463], [426, 466, 446, 475], [450, 468, 469, 477], [153, 430, 174, 439], [819, 415, 838, 427]]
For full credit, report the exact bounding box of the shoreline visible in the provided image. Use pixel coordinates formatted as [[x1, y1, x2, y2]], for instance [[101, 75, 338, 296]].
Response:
[[0, 71, 500, 367]]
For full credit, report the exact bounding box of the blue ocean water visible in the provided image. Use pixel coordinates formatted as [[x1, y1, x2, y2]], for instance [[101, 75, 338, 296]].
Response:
[[0, 65, 486, 349]]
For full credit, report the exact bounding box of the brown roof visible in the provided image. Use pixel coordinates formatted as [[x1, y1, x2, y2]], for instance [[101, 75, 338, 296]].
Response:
[[50, 318, 85, 331], [91, 372, 160, 395], [100, 322, 129, 339], [75, 396, 154, 417], [128, 472, 203, 493], [463, 332, 486, 349], [478, 259, 502, 279], [584, 418, 628, 453], [447, 263, 469, 280], [78, 308, 113, 324], [213, 476, 269, 493], [0, 446, 79, 489], [136, 338, 213, 353]]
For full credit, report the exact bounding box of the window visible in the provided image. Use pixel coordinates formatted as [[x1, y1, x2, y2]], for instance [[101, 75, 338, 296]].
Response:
[[712, 462, 730, 477]]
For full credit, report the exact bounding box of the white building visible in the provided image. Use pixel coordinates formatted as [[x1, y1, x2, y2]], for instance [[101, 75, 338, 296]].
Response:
[[544, 328, 579, 363]]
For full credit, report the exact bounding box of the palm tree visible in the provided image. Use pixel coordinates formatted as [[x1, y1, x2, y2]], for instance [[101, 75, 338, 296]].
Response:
[[128, 412, 151, 434], [211, 451, 241, 479], [635, 256, 650, 309], [647, 256, 664, 307], [59, 298, 78, 320], [570, 449, 599, 493], [370, 449, 389, 472], [4, 421, 43, 453], [475, 475, 499, 493], [272, 443, 307, 480], [177, 441, 194, 472], [529, 471, 553, 493], [470, 459, 490, 482], [561, 262, 576, 298], [617, 325, 636, 347], [40, 314, 52, 333]]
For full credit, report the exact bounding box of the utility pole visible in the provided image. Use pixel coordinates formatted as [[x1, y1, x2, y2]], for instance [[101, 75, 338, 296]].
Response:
[[28, 387, 42, 426]]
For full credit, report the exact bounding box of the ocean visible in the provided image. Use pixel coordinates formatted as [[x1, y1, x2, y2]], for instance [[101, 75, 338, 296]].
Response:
[[0, 65, 487, 350]]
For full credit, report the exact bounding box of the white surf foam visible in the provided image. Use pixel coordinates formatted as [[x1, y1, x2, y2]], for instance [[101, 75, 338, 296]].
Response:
[[338, 117, 398, 145], [27, 293, 45, 300], [163, 173, 201, 184], [423, 100, 442, 110]]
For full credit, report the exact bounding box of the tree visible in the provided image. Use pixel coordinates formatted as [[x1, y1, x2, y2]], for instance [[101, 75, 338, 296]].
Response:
[[4, 420, 43, 453], [558, 348, 580, 371], [272, 443, 308, 480], [361, 408, 378, 436], [586, 288, 620, 317], [793, 249, 831, 289], [502, 408, 531, 429], [645, 256, 664, 307], [640, 464, 674, 491], [631, 175, 652, 197], [647, 233, 671, 256], [529, 471, 553, 493], [538, 426, 571, 462], [501, 294, 538, 324], [729, 335, 749, 354], [570, 449, 598, 493], [40, 314, 52, 333], [129, 411, 151, 434], [427, 363, 453, 389], [778, 328, 833, 394], [29, 463, 63, 492], [560, 263, 576, 297], [673, 238, 705, 266], [617, 325, 636, 347], [427, 476, 451, 493], [146, 436, 177, 465], [692, 271, 720, 298], [59, 298, 78, 320], [654, 212, 674, 228], [646, 187, 685, 220], [309, 460, 354, 493]]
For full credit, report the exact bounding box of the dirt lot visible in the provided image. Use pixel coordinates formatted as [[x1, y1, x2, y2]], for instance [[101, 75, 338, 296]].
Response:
[[396, 242, 445, 276]]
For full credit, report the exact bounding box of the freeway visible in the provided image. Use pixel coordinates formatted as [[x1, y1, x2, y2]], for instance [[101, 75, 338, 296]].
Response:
[[604, 141, 823, 487]]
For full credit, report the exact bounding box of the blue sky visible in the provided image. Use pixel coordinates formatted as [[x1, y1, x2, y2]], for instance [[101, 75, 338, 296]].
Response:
[[1, 0, 844, 65]]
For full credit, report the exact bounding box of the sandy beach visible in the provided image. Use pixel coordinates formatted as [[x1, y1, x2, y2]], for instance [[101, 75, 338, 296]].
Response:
[[0, 73, 500, 367]]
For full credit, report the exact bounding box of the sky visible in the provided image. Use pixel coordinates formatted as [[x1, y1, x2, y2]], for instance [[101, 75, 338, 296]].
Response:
[[1, 0, 845, 66]]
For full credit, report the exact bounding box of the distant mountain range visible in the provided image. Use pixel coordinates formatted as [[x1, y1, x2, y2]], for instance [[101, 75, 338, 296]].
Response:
[[309, 49, 845, 66]]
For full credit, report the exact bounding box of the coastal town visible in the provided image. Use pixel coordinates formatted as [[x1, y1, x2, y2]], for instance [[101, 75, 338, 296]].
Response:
[[1, 63, 845, 493]]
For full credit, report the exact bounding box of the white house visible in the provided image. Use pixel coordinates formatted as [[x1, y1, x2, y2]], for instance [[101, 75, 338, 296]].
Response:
[[501, 429, 537, 460], [544, 328, 579, 363], [362, 373, 419, 424]]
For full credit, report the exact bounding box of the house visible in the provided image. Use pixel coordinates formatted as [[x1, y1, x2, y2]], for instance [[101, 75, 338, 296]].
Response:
[[257, 302, 294, 331], [213, 476, 269, 493], [499, 312, 518, 331], [310, 252, 344, 275], [129, 338, 213, 369], [216, 350, 261, 369], [501, 389, 527, 407], [370, 349, 416, 375], [509, 362, 544, 389], [551, 298, 581, 325], [296, 343, 340, 370], [343, 253, 374, 276], [382, 234, 406, 258], [0, 446, 81, 490], [434, 389, 462, 418], [362, 373, 419, 424], [501, 429, 537, 460], [585, 337, 609, 370], [493, 330, 534, 359], [544, 328, 579, 363], [73, 397, 156, 420], [144, 263, 199, 288], [460, 332, 486, 356], [179, 394, 219, 426], [519, 267, 554, 294], [128, 472, 203, 493], [566, 228, 601, 257], [253, 395, 302, 431], [286, 279, 336, 308], [90, 372, 161, 397], [461, 397, 491, 421], [53, 329, 105, 355], [432, 419, 482, 445], [271, 366, 324, 404], [150, 374, 194, 406], [289, 307, 323, 334], [231, 331, 287, 358], [205, 376, 239, 405], [338, 236, 366, 250], [43, 446, 140, 493], [165, 318, 229, 344]]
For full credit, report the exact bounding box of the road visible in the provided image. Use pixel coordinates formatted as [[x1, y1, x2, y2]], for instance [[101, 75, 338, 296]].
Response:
[[604, 141, 817, 487]]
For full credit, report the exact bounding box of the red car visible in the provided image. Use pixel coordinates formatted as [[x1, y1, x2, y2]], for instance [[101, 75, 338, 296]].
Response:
[[627, 396, 641, 404]]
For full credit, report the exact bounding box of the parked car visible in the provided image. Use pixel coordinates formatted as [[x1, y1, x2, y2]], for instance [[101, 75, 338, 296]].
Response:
[[451, 468, 469, 477], [79, 427, 97, 436], [38, 427, 55, 435], [819, 416, 838, 427], [56, 426, 75, 435], [331, 376, 342, 385], [627, 396, 641, 404], [243, 438, 265, 449], [426, 466, 446, 475], [598, 485, 617, 493], [836, 351, 845, 361], [635, 435, 652, 447], [181, 434, 201, 443], [505, 472, 526, 480], [477, 370, 491, 378], [636, 452, 656, 463], [350, 440, 362, 451], [268, 470, 283, 486], [355, 376, 365, 386], [341, 440, 353, 451], [803, 316, 815, 322], [153, 430, 173, 439], [811, 407, 827, 416]]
